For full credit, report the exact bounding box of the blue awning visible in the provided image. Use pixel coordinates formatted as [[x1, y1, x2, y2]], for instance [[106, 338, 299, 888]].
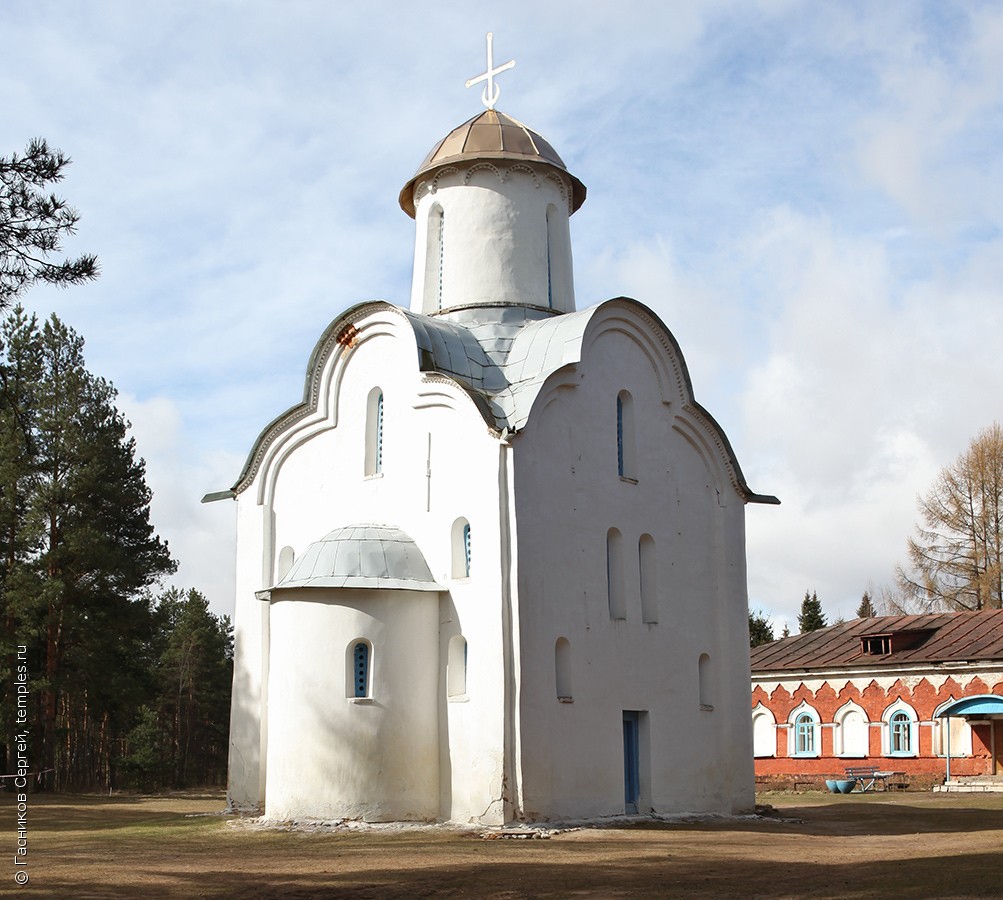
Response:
[[936, 694, 1003, 718]]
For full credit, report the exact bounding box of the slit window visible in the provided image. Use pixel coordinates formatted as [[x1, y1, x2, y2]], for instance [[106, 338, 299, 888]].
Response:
[[639, 534, 657, 623], [365, 388, 384, 476], [606, 528, 625, 620], [447, 635, 467, 698], [451, 517, 471, 578], [555, 637, 572, 701], [352, 641, 370, 698], [616, 390, 636, 479]]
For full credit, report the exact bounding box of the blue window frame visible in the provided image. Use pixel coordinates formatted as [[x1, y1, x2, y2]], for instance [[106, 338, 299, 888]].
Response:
[[353, 642, 370, 698], [794, 713, 816, 756], [375, 392, 383, 474], [616, 394, 625, 476], [890, 711, 912, 754], [462, 522, 471, 577]]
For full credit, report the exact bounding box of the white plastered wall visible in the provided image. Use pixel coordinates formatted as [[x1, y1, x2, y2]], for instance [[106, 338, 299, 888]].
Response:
[[409, 163, 575, 314], [265, 588, 439, 822], [510, 301, 756, 819], [229, 307, 511, 823]]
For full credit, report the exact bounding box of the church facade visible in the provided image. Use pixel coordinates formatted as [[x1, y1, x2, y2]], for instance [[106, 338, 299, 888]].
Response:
[[210, 100, 776, 824]]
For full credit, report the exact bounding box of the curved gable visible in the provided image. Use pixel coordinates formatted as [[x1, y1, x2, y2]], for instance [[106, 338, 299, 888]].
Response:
[[219, 301, 495, 503], [519, 297, 778, 505]]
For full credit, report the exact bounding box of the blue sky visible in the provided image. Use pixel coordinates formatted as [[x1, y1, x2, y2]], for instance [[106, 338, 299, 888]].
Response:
[[6, 1, 1003, 631]]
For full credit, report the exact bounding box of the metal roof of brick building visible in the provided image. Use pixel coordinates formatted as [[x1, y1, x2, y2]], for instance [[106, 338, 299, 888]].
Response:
[[751, 610, 1003, 674]]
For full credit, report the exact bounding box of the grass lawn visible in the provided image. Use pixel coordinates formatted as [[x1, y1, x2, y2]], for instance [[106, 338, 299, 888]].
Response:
[[3, 789, 1003, 897]]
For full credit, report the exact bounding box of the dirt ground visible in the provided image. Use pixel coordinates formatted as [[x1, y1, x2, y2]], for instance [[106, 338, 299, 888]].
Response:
[[4, 790, 1003, 898]]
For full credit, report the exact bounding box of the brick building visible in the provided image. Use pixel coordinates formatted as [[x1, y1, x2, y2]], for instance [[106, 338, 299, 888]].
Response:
[[750, 611, 1003, 787]]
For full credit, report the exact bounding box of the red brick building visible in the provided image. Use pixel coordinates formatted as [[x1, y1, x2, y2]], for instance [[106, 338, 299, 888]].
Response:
[[750, 611, 1003, 786]]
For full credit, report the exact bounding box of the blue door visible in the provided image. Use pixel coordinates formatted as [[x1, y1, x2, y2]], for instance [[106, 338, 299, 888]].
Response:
[[623, 711, 640, 814]]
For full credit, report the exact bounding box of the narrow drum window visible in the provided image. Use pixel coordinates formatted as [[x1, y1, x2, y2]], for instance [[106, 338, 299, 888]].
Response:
[[606, 528, 625, 620], [423, 204, 445, 312], [546, 206, 554, 308], [352, 641, 370, 698], [365, 387, 383, 476]]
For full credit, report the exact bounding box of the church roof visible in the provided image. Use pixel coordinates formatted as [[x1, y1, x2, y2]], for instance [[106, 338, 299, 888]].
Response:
[[398, 109, 586, 217], [400, 303, 595, 432], [270, 524, 443, 592], [215, 296, 779, 505]]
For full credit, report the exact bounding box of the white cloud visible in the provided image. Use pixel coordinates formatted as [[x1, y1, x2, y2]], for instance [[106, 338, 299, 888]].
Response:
[[117, 393, 240, 616], [7, 0, 1003, 636]]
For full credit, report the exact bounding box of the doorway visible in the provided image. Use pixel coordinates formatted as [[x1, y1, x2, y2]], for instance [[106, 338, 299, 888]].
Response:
[[621, 714, 637, 810]]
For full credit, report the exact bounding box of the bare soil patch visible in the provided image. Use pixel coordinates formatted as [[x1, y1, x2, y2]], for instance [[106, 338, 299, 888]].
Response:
[[4, 790, 1003, 898]]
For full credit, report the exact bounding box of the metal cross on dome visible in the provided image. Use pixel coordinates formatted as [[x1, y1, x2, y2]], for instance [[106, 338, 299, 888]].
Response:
[[465, 32, 515, 110]]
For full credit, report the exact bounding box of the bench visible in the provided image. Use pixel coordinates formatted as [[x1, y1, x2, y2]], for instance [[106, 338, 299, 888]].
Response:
[[845, 767, 904, 792]]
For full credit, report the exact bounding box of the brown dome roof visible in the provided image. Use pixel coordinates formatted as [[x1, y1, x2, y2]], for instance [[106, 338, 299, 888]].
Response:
[[399, 109, 586, 217]]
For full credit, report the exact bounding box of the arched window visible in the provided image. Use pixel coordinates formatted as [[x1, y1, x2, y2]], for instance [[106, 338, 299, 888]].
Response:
[[698, 653, 713, 709], [365, 387, 384, 476], [606, 528, 625, 620], [348, 640, 372, 699], [616, 390, 636, 480], [890, 712, 911, 754], [451, 517, 471, 578], [834, 702, 869, 757], [795, 713, 815, 755], [883, 701, 918, 757], [546, 205, 555, 308], [789, 703, 820, 757], [555, 637, 572, 701], [447, 635, 467, 698], [752, 704, 776, 757], [639, 534, 657, 623], [277, 546, 295, 582], [423, 204, 445, 311]]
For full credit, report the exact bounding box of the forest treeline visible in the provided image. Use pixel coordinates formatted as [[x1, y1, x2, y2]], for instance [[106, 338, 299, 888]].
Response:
[[0, 308, 231, 790]]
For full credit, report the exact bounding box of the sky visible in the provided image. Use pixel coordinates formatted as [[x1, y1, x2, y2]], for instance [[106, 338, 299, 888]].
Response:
[[5, 0, 1003, 633]]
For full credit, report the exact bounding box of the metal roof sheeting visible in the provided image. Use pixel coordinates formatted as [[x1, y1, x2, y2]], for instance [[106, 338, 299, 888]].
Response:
[[751, 610, 1003, 673], [399, 109, 586, 217], [272, 524, 443, 592]]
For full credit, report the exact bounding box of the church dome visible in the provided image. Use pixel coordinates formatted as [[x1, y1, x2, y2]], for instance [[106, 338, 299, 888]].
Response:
[[398, 109, 586, 217], [273, 524, 443, 592]]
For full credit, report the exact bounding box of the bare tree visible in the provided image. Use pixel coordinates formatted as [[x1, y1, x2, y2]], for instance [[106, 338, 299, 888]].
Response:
[[897, 423, 1003, 611]]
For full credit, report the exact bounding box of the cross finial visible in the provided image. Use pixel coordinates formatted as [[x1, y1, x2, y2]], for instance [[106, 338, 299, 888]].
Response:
[[465, 32, 515, 110]]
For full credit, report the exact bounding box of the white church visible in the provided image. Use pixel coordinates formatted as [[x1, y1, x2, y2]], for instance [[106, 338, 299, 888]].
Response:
[[208, 43, 777, 824]]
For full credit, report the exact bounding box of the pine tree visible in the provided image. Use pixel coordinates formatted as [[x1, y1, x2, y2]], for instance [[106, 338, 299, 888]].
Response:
[[856, 591, 876, 618], [0, 307, 43, 775], [0, 311, 175, 787], [154, 588, 232, 788], [798, 590, 827, 633], [748, 609, 775, 647], [0, 139, 98, 309]]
